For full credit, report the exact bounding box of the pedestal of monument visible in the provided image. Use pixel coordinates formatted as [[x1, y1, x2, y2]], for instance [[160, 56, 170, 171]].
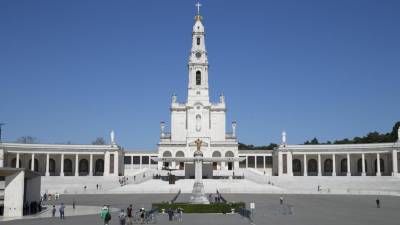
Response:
[[189, 147, 210, 204], [190, 180, 209, 204]]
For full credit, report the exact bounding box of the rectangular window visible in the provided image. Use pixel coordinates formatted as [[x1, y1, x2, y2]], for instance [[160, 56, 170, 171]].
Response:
[[197, 37, 200, 45], [142, 156, 149, 164], [110, 154, 114, 174], [257, 156, 264, 168], [133, 156, 140, 165], [265, 156, 272, 168], [247, 156, 255, 168], [124, 156, 131, 164]]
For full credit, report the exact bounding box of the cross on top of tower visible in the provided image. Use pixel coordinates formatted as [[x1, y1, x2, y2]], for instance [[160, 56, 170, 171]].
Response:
[[196, 1, 202, 15]]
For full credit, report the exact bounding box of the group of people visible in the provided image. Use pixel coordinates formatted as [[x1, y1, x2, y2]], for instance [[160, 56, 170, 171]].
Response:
[[51, 203, 66, 219], [166, 208, 183, 222], [119, 176, 129, 186], [101, 204, 149, 225], [23, 201, 42, 215]]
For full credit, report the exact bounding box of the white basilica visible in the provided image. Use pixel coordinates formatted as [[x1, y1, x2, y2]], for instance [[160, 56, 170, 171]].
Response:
[[0, 3, 399, 179]]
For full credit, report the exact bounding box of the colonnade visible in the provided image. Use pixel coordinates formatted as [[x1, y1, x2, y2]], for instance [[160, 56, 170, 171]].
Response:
[[9, 151, 120, 177], [278, 150, 399, 176]]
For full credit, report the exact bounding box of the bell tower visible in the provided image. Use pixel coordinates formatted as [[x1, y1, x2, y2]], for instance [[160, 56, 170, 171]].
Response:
[[187, 1, 209, 104]]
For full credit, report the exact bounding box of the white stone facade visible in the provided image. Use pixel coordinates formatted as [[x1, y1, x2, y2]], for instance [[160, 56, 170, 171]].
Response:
[[157, 12, 239, 172]]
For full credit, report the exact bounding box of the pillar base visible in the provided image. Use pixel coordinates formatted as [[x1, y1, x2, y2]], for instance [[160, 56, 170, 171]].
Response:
[[60, 172, 64, 177], [392, 172, 398, 177], [303, 173, 307, 177], [361, 172, 366, 176], [376, 172, 381, 176], [45, 172, 50, 177], [346, 172, 351, 176], [332, 172, 336, 176], [88, 172, 93, 176], [318, 173, 322, 176]]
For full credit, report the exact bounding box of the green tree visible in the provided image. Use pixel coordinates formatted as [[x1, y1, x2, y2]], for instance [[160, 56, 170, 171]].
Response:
[[92, 137, 106, 145], [16, 136, 37, 144]]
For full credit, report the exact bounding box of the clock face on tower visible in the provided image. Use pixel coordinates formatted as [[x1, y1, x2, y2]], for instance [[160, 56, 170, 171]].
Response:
[[195, 52, 202, 59]]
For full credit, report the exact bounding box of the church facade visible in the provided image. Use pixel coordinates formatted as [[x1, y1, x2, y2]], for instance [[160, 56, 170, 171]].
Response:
[[0, 3, 399, 178]]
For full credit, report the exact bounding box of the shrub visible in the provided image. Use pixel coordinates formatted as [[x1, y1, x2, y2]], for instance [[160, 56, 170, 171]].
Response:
[[152, 202, 245, 213]]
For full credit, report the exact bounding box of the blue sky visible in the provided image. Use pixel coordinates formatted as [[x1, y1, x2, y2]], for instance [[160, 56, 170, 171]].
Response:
[[1, 0, 399, 150]]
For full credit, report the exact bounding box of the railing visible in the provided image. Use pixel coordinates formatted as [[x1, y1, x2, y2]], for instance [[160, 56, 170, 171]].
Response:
[[160, 133, 171, 139], [225, 133, 236, 139]]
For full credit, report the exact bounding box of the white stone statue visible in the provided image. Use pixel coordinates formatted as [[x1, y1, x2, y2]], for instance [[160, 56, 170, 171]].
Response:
[[172, 94, 177, 103], [196, 114, 202, 132], [160, 122, 165, 137], [282, 131, 287, 145], [232, 121, 237, 137], [219, 94, 225, 103], [110, 130, 116, 145]]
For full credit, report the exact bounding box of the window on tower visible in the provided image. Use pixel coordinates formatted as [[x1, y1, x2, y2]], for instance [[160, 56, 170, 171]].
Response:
[[197, 37, 200, 45], [196, 71, 201, 85]]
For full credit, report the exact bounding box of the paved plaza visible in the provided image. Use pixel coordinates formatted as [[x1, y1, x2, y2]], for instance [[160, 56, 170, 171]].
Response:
[[1, 194, 399, 225]]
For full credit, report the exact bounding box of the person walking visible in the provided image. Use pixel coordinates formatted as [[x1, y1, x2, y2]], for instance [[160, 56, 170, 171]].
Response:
[[119, 209, 126, 225], [126, 204, 133, 225], [280, 196, 284, 205], [51, 205, 56, 217], [376, 197, 381, 208], [101, 205, 112, 225], [59, 203, 65, 219]]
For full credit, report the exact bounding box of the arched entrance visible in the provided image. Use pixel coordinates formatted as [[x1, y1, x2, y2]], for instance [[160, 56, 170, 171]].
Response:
[[324, 159, 333, 175], [292, 159, 301, 175], [212, 151, 221, 170], [49, 158, 56, 175], [225, 151, 234, 170], [307, 159, 317, 176], [340, 159, 347, 175], [95, 159, 104, 176], [79, 159, 89, 175], [64, 159, 73, 176]]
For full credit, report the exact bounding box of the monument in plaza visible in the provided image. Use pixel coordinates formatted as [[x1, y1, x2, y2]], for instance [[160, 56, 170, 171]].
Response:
[[190, 138, 210, 204]]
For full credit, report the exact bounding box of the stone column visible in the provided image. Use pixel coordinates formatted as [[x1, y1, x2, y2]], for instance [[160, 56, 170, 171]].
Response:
[[303, 154, 307, 176], [255, 156, 258, 169], [139, 156, 142, 170], [317, 154, 322, 176], [332, 154, 336, 176], [287, 152, 293, 176], [376, 153, 381, 176], [245, 156, 248, 168], [89, 154, 93, 176], [60, 154, 64, 176], [392, 150, 398, 176], [104, 152, 110, 176], [221, 161, 226, 170], [278, 152, 283, 176], [347, 153, 351, 176], [361, 153, 366, 176], [75, 154, 79, 176], [16, 153, 20, 168], [45, 153, 50, 176], [31, 153, 35, 171], [131, 156, 134, 170], [114, 152, 119, 176], [263, 156, 266, 169]]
